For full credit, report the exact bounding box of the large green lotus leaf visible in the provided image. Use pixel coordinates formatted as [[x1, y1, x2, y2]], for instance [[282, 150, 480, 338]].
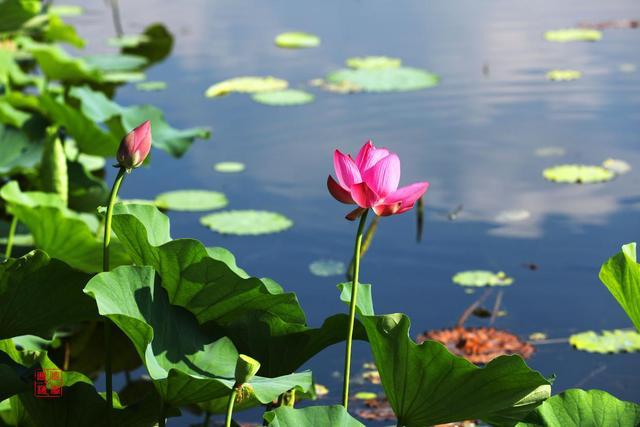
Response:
[[0, 124, 42, 176], [84, 265, 313, 407], [599, 243, 640, 332], [205, 76, 288, 97], [543, 164, 615, 184], [41, 13, 85, 48], [67, 160, 109, 212], [264, 406, 364, 426], [0, 250, 97, 340], [0, 50, 37, 86], [252, 89, 314, 106], [569, 330, 640, 353], [0, 182, 130, 272], [109, 203, 304, 325], [48, 5, 84, 16], [0, 99, 30, 128], [110, 203, 365, 377], [154, 189, 228, 212], [346, 56, 402, 69], [122, 23, 174, 66], [544, 28, 602, 42], [200, 210, 293, 235], [339, 283, 551, 426], [68, 85, 124, 122], [274, 32, 320, 48], [0, 0, 41, 32], [326, 67, 439, 92], [0, 340, 161, 427], [22, 40, 103, 83], [517, 389, 640, 426]]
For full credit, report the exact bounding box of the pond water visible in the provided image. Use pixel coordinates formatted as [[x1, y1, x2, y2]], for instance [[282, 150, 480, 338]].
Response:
[[68, 0, 639, 424]]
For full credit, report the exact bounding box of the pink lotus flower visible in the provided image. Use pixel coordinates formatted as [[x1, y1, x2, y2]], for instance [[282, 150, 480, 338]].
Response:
[[116, 120, 151, 171], [328, 140, 429, 219]]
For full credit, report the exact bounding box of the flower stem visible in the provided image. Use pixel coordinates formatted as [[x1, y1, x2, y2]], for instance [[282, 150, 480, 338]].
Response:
[[342, 208, 370, 409], [224, 386, 239, 427], [4, 215, 17, 258], [102, 167, 126, 424]]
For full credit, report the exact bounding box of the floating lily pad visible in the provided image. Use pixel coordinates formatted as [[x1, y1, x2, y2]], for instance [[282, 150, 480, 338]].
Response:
[[346, 56, 401, 69], [274, 32, 320, 48], [544, 28, 602, 42], [205, 76, 288, 97], [569, 330, 640, 353], [495, 209, 531, 223], [354, 392, 377, 400], [546, 69, 582, 81], [135, 80, 167, 91], [118, 198, 156, 206], [619, 63, 636, 73], [326, 67, 439, 92], [200, 210, 293, 235], [213, 162, 245, 173], [452, 270, 514, 287], [154, 190, 228, 212], [602, 158, 631, 174], [309, 78, 362, 94], [252, 89, 314, 106], [529, 332, 548, 341], [309, 259, 346, 277], [315, 384, 329, 397], [535, 146, 566, 157], [543, 164, 615, 184]]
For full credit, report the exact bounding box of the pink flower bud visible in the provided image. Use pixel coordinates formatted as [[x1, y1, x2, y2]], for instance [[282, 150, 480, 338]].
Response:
[[116, 120, 151, 171]]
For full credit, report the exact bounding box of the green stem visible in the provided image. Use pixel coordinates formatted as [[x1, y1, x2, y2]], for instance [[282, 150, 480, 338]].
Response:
[[102, 167, 126, 425], [202, 411, 211, 427], [4, 215, 17, 258], [341, 209, 370, 409], [225, 386, 239, 427]]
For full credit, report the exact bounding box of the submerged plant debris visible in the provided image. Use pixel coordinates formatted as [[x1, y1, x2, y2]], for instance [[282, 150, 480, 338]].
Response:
[[602, 158, 631, 174], [417, 327, 535, 364], [309, 259, 347, 277]]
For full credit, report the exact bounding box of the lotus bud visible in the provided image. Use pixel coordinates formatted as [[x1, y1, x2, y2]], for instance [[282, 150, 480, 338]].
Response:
[[234, 354, 260, 386], [116, 120, 151, 171]]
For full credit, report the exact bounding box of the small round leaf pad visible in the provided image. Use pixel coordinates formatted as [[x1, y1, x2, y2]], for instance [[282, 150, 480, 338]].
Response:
[[326, 67, 439, 93], [544, 28, 602, 42], [309, 259, 346, 277], [346, 56, 402, 69], [205, 76, 288, 97], [154, 190, 228, 212], [214, 162, 245, 173], [274, 32, 320, 48], [543, 164, 615, 183], [200, 210, 293, 235], [546, 69, 582, 81], [252, 89, 314, 106], [452, 270, 514, 287], [570, 330, 640, 354]]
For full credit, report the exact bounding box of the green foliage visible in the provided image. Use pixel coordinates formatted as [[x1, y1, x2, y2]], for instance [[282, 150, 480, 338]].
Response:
[[0, 181, 130, 272], [154, 189, 228, 212], [452, 270, 514, 287], [346, 56, 401, 69], [599, 243, 640, 331], [205, 76, 288, 97], [0, 124, 42, 176], [0, 0, 41, 33], [544, 28, 602, 42], [543, 164, 615, 184], [274, 32, 321, 49], [84, 265, 313, 407], [0, 250, 96, 340], [40, 128, 68, 205], [517, 389, 640, 426], [252, 89, 315, 106], [339, 283, 551, 426], [264, 406, 364, 426]]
